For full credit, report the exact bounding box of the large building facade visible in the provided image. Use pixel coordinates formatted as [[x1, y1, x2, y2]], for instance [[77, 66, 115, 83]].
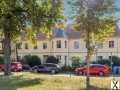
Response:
[[16, 28, 120, 66]]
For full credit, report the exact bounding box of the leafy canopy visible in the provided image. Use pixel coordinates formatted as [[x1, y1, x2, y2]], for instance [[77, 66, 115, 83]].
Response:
[[0, 0, 64, 39], [68, 0, 118, 43]]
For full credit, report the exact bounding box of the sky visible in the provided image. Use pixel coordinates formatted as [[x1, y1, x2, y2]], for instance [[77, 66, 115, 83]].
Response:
[[115, 0, 120, 18], [64, 0, 120, 24]]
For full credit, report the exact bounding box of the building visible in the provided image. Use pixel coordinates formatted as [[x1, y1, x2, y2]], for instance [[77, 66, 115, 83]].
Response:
[[16, 27, 120, 66]]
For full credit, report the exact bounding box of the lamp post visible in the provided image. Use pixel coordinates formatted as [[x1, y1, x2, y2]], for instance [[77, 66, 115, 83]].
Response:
[[110, 52, 113, 76]]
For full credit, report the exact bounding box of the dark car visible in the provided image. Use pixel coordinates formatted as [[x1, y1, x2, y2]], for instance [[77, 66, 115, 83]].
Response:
[[75, 64, 110, 76], [31, 63, 61, 74], [22, 65, 31, 71]]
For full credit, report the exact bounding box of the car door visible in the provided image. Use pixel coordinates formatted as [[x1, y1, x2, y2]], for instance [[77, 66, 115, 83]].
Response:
[[45, 65, 53, 72], [89, 65, 98, 74], [38, 65, 45, 72]]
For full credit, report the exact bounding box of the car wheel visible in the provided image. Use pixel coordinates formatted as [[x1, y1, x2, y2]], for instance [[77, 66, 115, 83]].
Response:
[[14, 69, 17, 72], [99, 71, 104, 76], [78, 71, 83, 75], [51, 70, 56, 74]]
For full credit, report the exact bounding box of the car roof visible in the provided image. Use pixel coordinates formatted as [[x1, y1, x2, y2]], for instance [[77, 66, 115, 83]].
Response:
[[90, 64, 104, 66], [44, 63, 58, 65], [12, 62, 21, 64]]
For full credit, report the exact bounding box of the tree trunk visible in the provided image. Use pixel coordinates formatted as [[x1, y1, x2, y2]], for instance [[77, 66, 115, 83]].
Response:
[[3, 31, 11, 76], [16, 44, 19, 62], [86, 30, 91, 90], [86, 53, 91, 90]]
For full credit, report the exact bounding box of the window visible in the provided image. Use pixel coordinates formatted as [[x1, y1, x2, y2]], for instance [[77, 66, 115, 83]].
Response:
[[97, 56, 103, 60], [43, 55, 48, 63], [74, 41, 79, 49], [97, 43, 103, 48], [33, 45, 38, 49], [56, 40, 61, 48], [109, 56, 112, 60], [44, 64, 56, 67], [17, 56, 21, 61], [16, 43, 22, 49], [43, 42, 47, 49], [25, 43, 28, 49], [109, 41, 114, 48], [38, 65, 44, 68], [65, 40, 67, 48], [56, 55, 61, 60]]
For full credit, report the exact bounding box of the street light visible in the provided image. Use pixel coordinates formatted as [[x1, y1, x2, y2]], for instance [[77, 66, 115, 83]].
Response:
[[110, 52, 113, 76]]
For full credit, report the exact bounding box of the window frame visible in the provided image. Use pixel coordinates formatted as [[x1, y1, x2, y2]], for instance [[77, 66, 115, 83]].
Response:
[[74, 41, 80, 49]]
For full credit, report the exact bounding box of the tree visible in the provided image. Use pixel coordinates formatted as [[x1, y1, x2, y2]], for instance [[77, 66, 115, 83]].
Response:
[[0, 0, 63, 75], [68, 0, 119, 89], [22, 55, 41, 67]]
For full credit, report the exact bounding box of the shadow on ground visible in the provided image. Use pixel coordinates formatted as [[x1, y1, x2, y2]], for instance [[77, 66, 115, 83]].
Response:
[[0, 74, 43, 90], [81, 85, 110, 90]]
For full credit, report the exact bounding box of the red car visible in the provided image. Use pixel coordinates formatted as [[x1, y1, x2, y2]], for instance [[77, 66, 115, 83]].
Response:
[[0, 62, 22, 72], [75, 64, 110, 76]]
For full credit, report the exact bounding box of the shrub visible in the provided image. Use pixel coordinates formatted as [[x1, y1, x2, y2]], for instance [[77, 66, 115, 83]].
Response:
[[62, 66, 73, 72], [46, 56, 59, 64], [22, 55, 41, 67], [71, 56, 81, 68], [0, 56, 4, 64], [111, 56, 120, 66], [96, 56, 120, 67], [97, 59, 111, 66]]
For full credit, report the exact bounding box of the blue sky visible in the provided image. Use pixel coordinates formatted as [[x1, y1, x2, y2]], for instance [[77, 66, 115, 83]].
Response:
[[115, 0, 120, 18], [64, 0, 120, 18]]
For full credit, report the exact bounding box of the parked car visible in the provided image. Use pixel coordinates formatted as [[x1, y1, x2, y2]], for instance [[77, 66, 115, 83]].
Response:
[[0, 64, 3, 71], [31, 63, 61, 74], [74, 64, 110, 76], [0, 62, 22, 72], [22, 65, 31, 71]]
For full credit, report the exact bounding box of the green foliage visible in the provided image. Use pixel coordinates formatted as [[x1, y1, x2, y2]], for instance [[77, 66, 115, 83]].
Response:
[[62, 66, 73, 72], [0, 0, 64, 75], [96, 56, 120, 66], [71, 56, 81, 67], [70, 0, 117, 42], [0, 56, 4, 64], [97, 59, 111, 67], [69, 0, 119, 63], [0, 0, 64, 39], [22, 55, 41, 67], [111, 56, 120, 66], [46, 56, 59, 64]]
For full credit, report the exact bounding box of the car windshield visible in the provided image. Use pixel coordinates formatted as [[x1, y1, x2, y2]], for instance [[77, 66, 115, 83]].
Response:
[[44, 64, 56, 67]]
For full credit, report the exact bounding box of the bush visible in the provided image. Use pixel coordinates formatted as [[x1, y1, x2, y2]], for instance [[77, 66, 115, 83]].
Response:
[[46, 56, 59, 64], [97, 59, 111, 66], [72, 56, 81, 68], [22, 55, 41, 67], [62, 66, 73, 72], [111, 56, 120, 66], [96, 56, 120, 67], [0, 56, 4, 64]]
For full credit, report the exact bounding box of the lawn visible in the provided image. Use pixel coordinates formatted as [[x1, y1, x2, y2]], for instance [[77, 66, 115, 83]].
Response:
[[0, 72, 119, 90]]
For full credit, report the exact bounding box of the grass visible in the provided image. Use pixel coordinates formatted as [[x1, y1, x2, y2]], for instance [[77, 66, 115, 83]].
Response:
[[0, 72, 119, 90]]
